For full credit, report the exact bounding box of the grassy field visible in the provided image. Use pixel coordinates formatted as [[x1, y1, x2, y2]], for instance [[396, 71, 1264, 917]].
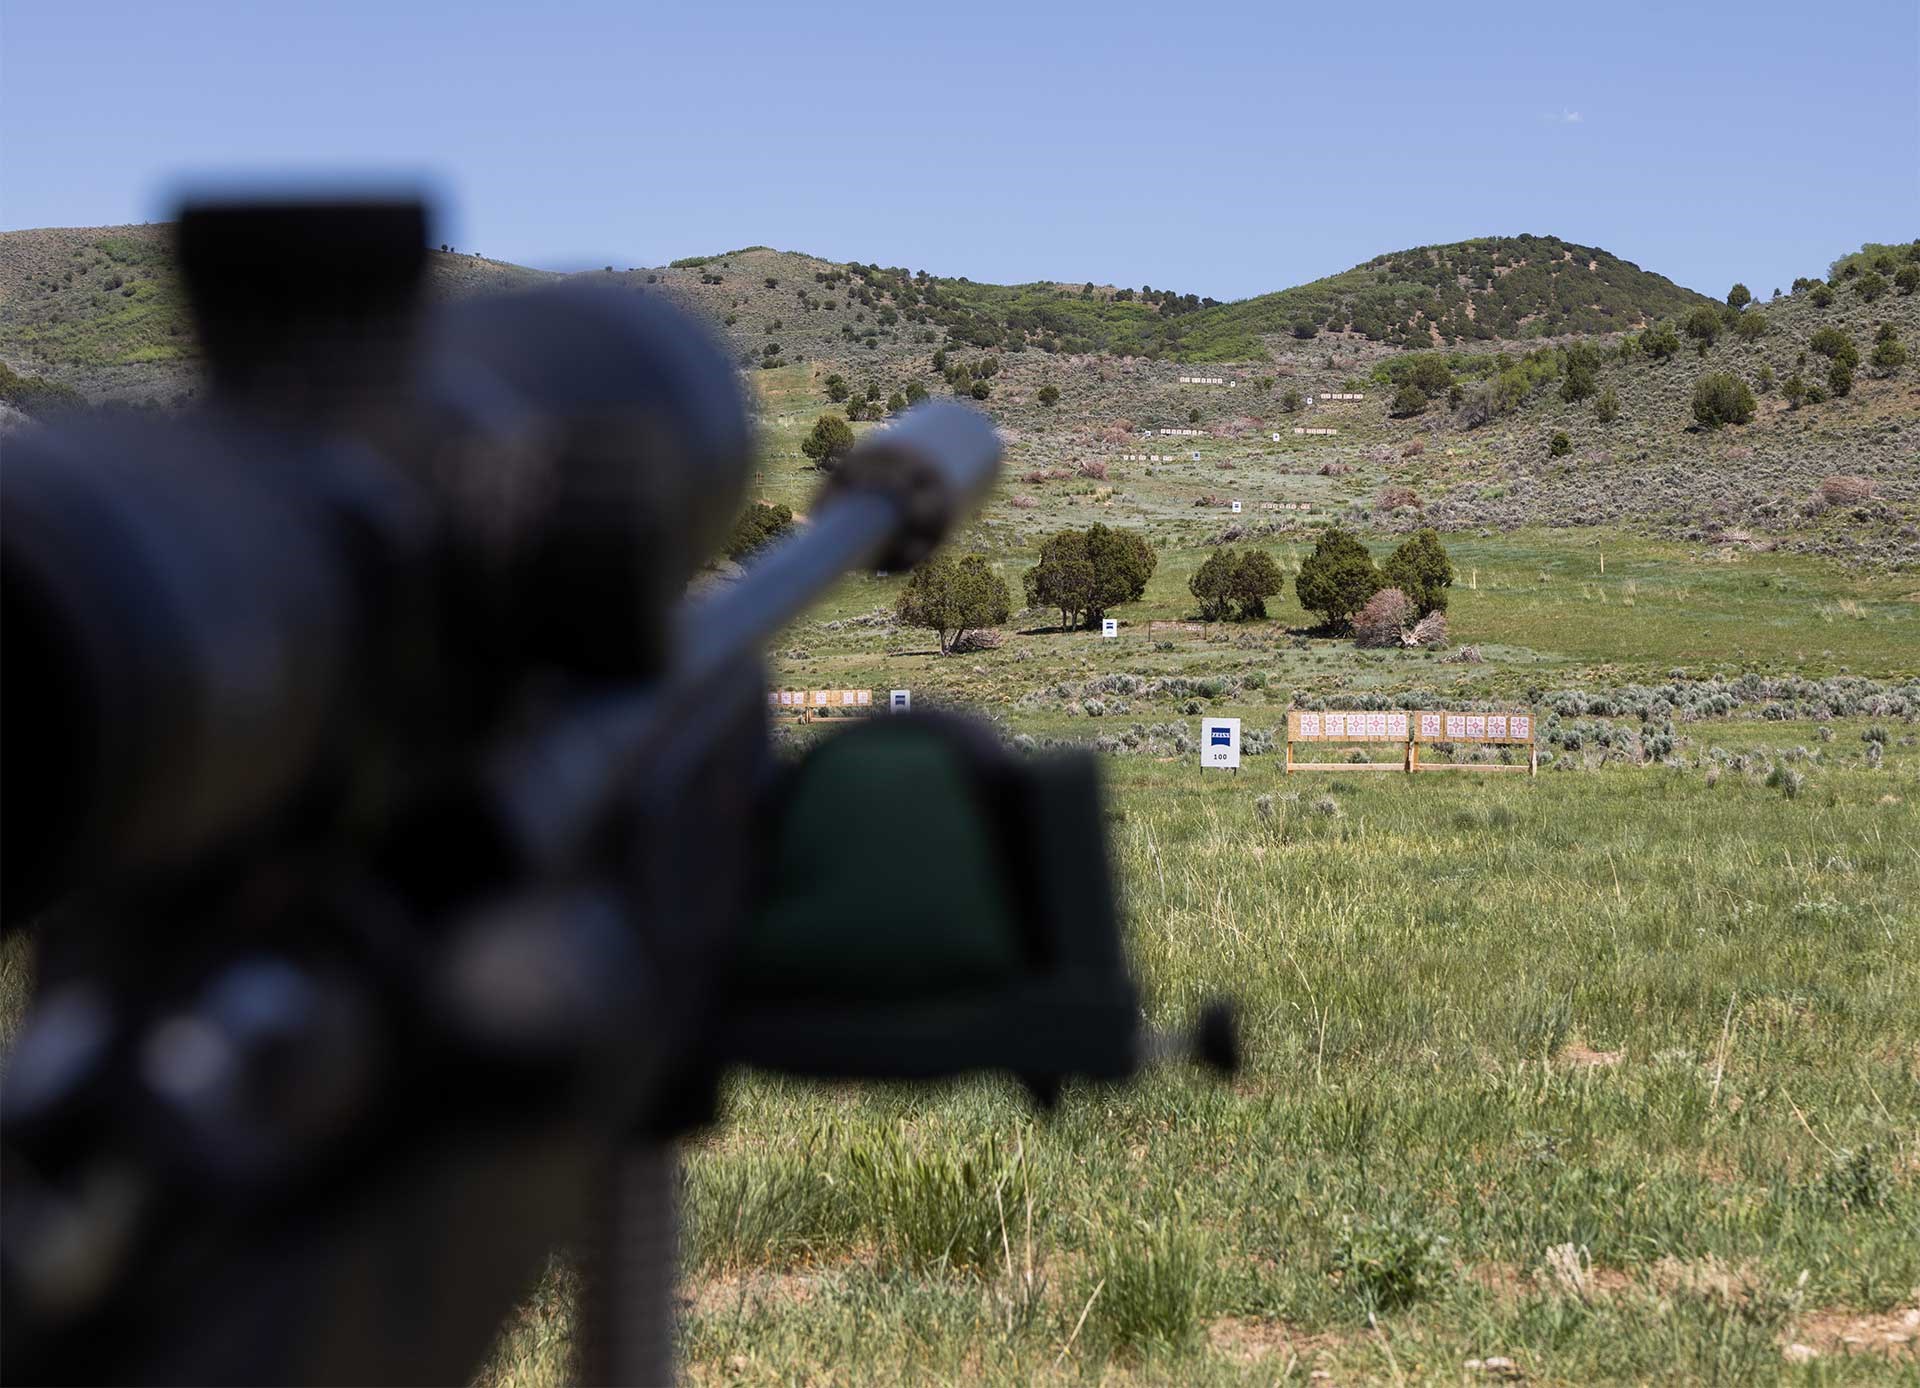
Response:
[[4, 222, 1915, 1384], [476, 718, 1917, 1385]]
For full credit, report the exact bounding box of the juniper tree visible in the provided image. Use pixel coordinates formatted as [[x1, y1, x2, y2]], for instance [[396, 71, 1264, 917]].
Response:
[[1691, 372, 1756, 428], [1295, 527, 1382, 630], [800, 412, 855, 470], [1381, 528, 1454, 616], [897, 553, 1011, 655]]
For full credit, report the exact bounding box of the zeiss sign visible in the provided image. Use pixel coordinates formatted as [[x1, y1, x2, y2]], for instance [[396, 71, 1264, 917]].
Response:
[[1200, 717, 1241, 770]]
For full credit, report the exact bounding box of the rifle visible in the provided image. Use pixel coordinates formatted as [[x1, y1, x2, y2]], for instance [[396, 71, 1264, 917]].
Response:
[[0, 196, 1235, 1385]]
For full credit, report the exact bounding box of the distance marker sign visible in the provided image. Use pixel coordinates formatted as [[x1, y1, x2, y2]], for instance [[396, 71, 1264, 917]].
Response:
[[1200, 717, 1240, 770]]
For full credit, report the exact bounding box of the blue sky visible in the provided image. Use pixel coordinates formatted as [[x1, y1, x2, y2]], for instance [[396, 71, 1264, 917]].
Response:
[[3, 0, 1914, 301]]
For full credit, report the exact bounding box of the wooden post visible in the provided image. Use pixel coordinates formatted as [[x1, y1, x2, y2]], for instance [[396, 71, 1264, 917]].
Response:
[[1284, 739, 1294, 775], [1529, 740, 1538, 777]]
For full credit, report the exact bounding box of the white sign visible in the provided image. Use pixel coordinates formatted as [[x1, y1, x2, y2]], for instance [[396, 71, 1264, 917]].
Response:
[[1190, 451, 1200, 461], [1200, 717, 1241, 770], [1271, 432, 1281, 442], [890, 689, 911, 712], [1230, 500, 1242, 513], [1101, 618, 1118, 638]]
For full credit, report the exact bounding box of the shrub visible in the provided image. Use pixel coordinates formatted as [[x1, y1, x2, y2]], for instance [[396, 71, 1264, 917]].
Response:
[[1291, 318, 1318, 339], [1296, 527, 1383, 629], [1548, 431, 1572, 456], [1684, 304, 1722, 354], [1187, 407, 1201, 424], [970, 379, 991, 400], [904, 380, 929, 405], [1382, 527, 1454, 615], [1826, 360, 1852, 397], [896, 552, 1011, 654], [1726, 282, 1751, 309], [1897, 264, 1920, 295], [1593, 385, 1620, 422], [887, 390, 907, 413], [1854, 270, 1888, 301], [1281, 388, 1303, 412], [1733, 308, 1768, 341], [724, 501, 794, 560], [1353, 587, 1413, 647], [1870, 323, 1906, 372], [1330, 1211, 1452, 1313], [1811, 283, 1834, 307], [1559, 342, 1600, 402], [1404, 354, 1455, 395], [1691, 372, 1755, 429], [1809, 326, 1857, 367], [1037, 384, 1060, 406], [1640, 322, 1681, 362], [800, 413, 856, 470], [1375, 485, 1420, 511], [1389, 383, 1428, 417], [1782, 372, 1809, 409]]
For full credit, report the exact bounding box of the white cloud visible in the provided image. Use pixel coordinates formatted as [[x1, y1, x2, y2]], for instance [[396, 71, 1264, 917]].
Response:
[[1541, 108, 1583, 124]]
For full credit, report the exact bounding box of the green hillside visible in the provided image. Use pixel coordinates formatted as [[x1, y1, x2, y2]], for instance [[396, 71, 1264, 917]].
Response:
[[0, 228, 1712, 399], [1177, 234, 1713, 359], [0, 223, 553, 400], [729, 234, 1711, 363]]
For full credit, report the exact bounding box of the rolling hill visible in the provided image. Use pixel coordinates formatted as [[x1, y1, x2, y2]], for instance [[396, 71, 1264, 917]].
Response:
[[0, 226, 1709, 406], [0, 222, 554, 401], [632, 234, 1712, 363]]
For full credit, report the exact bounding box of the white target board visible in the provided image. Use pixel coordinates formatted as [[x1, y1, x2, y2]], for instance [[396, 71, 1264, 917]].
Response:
[[1200, 717, 1241, 770], [1271, 432, 1281, 442], [1230, 500, 1242, 513], [1101, 618, 1118, 638]]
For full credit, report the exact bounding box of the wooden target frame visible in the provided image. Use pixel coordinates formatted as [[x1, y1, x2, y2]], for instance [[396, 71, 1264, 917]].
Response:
[[768, 689, 874, 722], [1285, 710, 1411, 773], [1410, 710, 1537, 776]]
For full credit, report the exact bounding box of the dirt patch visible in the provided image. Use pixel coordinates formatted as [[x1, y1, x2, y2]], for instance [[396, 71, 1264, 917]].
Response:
[[1470, 1254, 1633, 1305], [682, 1267, 836, 1320], [1556, 1041, 1624, 1069], [1207, 1316, 1349, 1368], [1790, 1304, 1920, 1361]]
